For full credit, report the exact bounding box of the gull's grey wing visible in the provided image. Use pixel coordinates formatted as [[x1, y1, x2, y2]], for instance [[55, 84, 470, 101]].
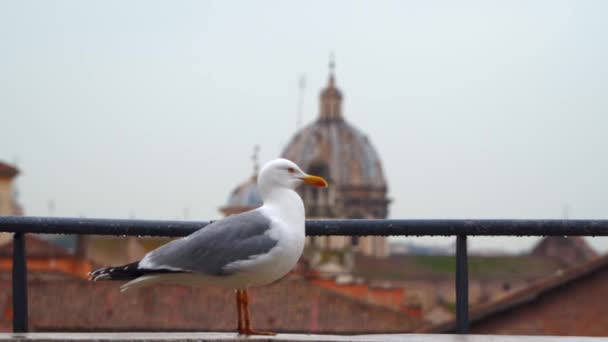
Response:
[[139, 210, 277, 276]]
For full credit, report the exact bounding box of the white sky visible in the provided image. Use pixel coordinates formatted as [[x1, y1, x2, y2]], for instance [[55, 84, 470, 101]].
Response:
[[1, 1, 607, 253]]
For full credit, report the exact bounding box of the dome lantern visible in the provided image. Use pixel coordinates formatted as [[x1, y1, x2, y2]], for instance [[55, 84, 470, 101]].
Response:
[[319, 56, 343, 122]]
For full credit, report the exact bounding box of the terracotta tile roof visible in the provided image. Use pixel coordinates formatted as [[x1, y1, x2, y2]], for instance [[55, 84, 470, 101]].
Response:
[[310, 278, 408, 312], [420, 253, 608, 333], [0, 235, 72, 258]]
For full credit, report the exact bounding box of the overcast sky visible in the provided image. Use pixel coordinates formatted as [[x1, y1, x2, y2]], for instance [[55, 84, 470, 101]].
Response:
[[1, 1, 607, 253]]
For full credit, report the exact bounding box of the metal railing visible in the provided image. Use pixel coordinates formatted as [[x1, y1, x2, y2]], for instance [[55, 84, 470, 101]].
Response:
[[1, 216, 608, 334]]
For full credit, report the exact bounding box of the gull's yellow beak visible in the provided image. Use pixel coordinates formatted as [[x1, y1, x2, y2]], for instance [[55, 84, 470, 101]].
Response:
[[302, 175, 329, 188]]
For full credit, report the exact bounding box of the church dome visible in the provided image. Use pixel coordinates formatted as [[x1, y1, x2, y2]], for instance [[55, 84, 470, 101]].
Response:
[[225, 176, 262, 209], [282, 120, 386, 189], [281, 66, 387, 190], [220, 148, 264, 217], [280, 60, 390, 256]]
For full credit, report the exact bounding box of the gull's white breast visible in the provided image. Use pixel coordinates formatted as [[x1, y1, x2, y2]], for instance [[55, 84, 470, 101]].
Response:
[[220, 204, 306, 288]]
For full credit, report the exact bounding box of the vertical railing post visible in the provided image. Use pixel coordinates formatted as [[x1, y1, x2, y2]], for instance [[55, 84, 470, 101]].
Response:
[[12, 232, 28, 333], [455, 235, 469, 333]]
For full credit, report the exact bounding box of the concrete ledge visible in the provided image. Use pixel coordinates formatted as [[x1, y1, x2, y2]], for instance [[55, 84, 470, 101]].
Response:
[[1, 333, 607, 342]]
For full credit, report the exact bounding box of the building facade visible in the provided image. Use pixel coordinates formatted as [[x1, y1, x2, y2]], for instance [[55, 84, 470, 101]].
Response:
[[531, 236, 597, 267], [0, 161, 22, 216], [423, 254, 608, 336], [0, 161, 22, 245]]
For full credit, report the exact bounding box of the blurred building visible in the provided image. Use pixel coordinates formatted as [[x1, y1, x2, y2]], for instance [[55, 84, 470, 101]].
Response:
[[354, 253, 566, 324], [531, 236, 597, 268], [0, 234, 92, 278], [0, 161, 23, 245], [281, 62, 390, 258], [219, 149, 262, 217], [0, 161, 22, 216], [422, 253, 608, 336], [219, 175, 261, 216]]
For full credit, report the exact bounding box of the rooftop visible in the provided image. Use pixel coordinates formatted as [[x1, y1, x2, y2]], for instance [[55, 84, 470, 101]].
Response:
[[421, 252, 608, 335], [354, 254, 563, 281], [0, 235, 72, 258]]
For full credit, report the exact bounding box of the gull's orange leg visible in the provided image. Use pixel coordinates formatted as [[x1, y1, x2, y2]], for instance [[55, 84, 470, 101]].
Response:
[[236, 290, 244, 334], [240, 290, 276, 336]]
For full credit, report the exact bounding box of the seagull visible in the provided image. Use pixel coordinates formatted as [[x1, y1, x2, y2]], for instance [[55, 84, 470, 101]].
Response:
[[89, 158, 328, 335]]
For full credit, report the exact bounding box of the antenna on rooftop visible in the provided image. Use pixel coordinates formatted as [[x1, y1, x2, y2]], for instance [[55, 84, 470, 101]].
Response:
[[251, 144, 260, 176], [562, 204, 570, 220], [296, 74, 306, 130], [47, 200, 55, 217]]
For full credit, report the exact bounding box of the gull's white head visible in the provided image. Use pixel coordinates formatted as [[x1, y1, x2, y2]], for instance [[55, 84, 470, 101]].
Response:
[[257, 158, 328, 197]]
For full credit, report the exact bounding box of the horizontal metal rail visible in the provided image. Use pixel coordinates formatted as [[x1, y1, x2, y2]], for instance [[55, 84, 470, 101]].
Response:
[[1, 216, 608, 236], [2, 216, 608, 335]]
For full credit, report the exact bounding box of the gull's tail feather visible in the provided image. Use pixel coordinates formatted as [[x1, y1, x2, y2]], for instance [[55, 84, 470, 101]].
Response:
[[89, 262, 144, 281], [89, 261, 182, 282]]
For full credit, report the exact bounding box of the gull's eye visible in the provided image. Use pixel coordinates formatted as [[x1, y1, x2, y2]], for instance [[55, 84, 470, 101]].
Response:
[[287, 167, 295, 174]]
